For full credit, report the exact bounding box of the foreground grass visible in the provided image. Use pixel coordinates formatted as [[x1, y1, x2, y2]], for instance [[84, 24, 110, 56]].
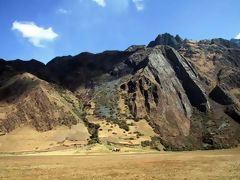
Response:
[[0, 148, 239, 180]]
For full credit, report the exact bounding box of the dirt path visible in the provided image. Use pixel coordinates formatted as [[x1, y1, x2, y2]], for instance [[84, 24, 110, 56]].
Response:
[[0, 148, 239, 180]]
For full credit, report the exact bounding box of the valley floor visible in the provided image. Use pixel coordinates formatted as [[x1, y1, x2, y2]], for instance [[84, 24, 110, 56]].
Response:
[[0, 148, 240, 179]]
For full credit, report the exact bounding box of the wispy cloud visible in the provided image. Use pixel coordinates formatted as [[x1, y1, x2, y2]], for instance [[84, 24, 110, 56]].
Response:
[[12, 21, 58, 48], [91, 0, 145, 11], [57, 8, 72, 14], [132, 0, 144, 11], [235, 33, 240, 39], [92, 0, 106, 7]]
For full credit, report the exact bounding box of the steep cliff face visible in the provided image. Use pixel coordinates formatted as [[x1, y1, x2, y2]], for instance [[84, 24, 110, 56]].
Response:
[[0, 34, 240, 151], [178, 38, 240, 121], [117, 47, 193, 148]]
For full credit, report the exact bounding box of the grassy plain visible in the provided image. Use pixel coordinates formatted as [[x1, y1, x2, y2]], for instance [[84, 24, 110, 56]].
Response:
[[0, 148, 239, 180]]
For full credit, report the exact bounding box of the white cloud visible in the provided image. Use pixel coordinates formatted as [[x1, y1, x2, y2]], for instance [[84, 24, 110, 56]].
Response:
[[235, 33, 240, 39], [12, 21, 58, 48], [57, 8, 71, 14], [90, 0, 145, 11], [132, 0, 144, 11], [92, 0, 106, 7]]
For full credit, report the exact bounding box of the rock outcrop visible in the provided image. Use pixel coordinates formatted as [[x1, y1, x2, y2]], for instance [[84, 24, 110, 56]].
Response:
[[148, 33, 183, 49]]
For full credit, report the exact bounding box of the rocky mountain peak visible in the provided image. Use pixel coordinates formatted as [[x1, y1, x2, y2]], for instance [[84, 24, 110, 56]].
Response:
[[148, 33, 183, 49]]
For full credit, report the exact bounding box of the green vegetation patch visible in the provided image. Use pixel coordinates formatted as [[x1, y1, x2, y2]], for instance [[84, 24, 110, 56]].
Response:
[[141, 136, 163, 151], [94, 82, 130, 131]]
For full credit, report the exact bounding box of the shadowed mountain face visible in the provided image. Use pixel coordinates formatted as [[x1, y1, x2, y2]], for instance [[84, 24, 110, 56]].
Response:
[[231, 39, 240, 47], [0, 34, 240, 151], [148, 33, 183, 49]]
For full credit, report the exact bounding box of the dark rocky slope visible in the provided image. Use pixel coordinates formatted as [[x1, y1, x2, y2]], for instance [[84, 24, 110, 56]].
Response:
[[231, 38, 240, 47], [0, 34, 240, 150]]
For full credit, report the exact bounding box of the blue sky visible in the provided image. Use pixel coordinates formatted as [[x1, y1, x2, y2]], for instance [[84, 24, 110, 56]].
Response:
[[0, 0, 240, 63]]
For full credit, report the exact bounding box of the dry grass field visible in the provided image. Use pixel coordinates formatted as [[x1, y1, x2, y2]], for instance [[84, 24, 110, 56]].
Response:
[[0, 125, 89, 152], [0, 148, 239, 180]]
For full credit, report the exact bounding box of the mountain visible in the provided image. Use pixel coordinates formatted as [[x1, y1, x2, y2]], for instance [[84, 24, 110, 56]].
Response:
[[148, 33, 183, 49], [0, 34, 240, 152], [231, 38, 240, 47]]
